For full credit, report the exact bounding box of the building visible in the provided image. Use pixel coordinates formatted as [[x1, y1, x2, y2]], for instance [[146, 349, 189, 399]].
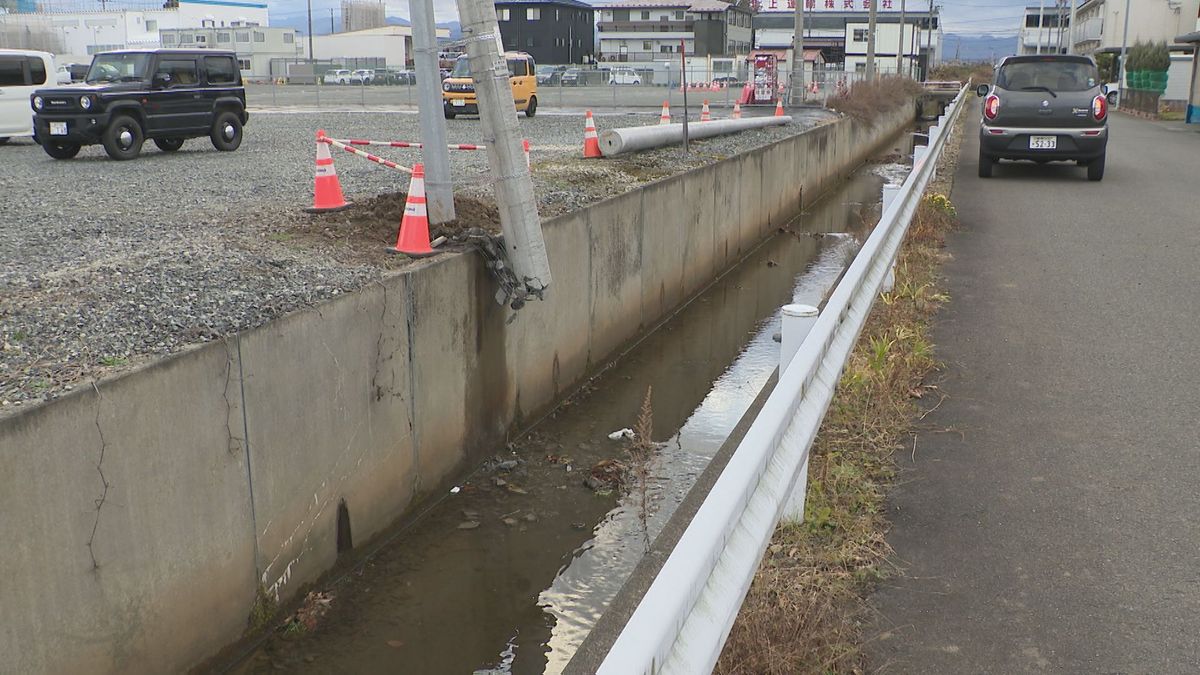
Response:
[[753, 6, 941, 78], [1018, 4, 1070, 55], [341, 0, 385, 33], [494, 0, 595, 65], [595, 0, 753, 63], [1176, 28, 1200, 122], [310, 25, 450, 68], [0, 0, 268, 61], [1072, 0, 1200, 55], [159, 25, 301, 77]]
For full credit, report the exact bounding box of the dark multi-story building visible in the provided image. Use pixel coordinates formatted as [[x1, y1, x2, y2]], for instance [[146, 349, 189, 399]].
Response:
[[495, 0, 595, 65]]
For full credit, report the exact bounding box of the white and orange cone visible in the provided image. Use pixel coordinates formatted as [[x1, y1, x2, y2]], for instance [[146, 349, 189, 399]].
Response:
[[305, 130, 350, 213], [659, 100, 671, 125], [700, 100, 711, 122], [523, 138, 531, 170], [583, 110, 602, 158], [732, 102, 742, 119], [774, 99, 785, 117], [388, 163, 434, 257]]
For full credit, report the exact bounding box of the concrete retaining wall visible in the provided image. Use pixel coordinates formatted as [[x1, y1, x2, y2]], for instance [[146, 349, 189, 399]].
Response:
[[0, 102, 914, 674]]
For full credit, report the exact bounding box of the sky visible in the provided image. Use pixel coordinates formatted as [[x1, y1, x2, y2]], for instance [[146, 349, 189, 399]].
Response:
[[266, 0, 1047, 36]]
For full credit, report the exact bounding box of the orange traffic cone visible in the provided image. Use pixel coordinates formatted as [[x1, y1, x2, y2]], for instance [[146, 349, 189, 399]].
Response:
[[583, 110, 602, 158], [774, 99, 785, 117], [388, 163, 434, 257], [732, 102, 742, 119], [306, 130, 350, 213], [659, 100, 671, 125], [700, 100, 711, 122]]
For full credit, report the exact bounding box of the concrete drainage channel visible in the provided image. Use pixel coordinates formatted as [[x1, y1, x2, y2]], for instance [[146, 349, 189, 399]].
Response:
[[222, 135, 918, 674]]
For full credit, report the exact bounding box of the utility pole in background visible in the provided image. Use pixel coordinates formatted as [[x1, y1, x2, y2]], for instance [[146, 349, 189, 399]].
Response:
[[865, 0, 878, 80], [1068, 0, 1078, 53], [788, 0, 806, 104], [1117, 0, 1131, 105], [330, 8, 335, 34], [1037, 0, 1045, 53], [307, 0, 314, 63], [411, 0, 456, 223], [456, 0, 552, 303], [897, 0, 906, 75], [925, 0, 933, 79]]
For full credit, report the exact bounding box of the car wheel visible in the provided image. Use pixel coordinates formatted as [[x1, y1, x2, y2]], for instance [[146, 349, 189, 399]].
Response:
[[102, 114, 144, 161], [977, 149, 994, 178], [1106, 92, 1118, 106], [42, 140, 81, 159], [1087, 154, 1105, 182], [210, 111, 243, 151], [444, 106, 456, 120], [0, 137, 9, 146], [525, 95, 537, 118], [154, 137, 185, 152]]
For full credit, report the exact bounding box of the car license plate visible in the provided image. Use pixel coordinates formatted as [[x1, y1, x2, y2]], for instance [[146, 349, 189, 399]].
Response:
[[452, 99, 465, 107], [49, 122, 67, 136], [1030, 135, 1057, 150]]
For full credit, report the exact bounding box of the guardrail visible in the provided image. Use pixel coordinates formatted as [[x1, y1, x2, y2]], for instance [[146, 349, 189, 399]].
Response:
[[593, 84, 969, 674]]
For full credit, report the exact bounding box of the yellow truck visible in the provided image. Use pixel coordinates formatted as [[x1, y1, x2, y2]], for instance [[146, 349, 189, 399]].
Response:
[[442, 51, 538, 119]]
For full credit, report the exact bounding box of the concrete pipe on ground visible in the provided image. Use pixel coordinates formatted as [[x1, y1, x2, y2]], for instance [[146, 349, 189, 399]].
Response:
[[597, 116, 793, 156]]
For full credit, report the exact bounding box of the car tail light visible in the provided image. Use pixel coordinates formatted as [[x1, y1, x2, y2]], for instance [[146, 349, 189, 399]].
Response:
[[1092, 94, 1107, 121], [983, 94, 1000, 120]]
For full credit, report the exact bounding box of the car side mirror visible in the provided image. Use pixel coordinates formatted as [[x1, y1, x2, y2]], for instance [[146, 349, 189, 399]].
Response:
[[975, 83, 990, 97], [152, 73, 171, 89]]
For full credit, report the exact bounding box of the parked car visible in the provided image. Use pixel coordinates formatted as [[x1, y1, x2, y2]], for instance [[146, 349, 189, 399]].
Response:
[[377, 68, 414, 85], [351, 68, 374, 84], [324, 69, 352, 85], [536, 64, 568, 85], [560, 68, 582, 86], [54, 63, 73, 84], [976, 54, 1108, 181], [0, 48, 55, 144], [608, 67, 642, 85], [442, 51, 537, 119], [31, 48, 248, 160]]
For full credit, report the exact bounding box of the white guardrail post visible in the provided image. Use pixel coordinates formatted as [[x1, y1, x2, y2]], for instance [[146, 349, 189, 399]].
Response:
[[593, 84, 969, 675]]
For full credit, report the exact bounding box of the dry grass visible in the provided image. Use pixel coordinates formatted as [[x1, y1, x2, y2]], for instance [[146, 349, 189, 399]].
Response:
[[715, 126, 964, 674], [928, 63, 995, 85], [827, 77, 924, 122]]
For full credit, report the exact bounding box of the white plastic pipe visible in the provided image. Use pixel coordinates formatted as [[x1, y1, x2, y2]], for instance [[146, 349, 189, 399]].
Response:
[[598, 116, 792, 156]]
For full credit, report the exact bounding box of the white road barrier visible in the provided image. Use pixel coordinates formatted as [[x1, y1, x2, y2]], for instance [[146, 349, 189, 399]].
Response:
[[594, 84, 969, 675]]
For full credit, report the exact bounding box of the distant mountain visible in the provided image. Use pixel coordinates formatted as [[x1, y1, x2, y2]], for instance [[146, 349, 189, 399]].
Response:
[[942, 34, 1019, 63]]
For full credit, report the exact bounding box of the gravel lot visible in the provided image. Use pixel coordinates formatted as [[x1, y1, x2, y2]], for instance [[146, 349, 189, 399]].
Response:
[[0, 106, 835, 409]]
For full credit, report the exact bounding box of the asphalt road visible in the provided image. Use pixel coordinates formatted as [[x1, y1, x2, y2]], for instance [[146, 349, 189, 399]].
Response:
[[868, 113, 1200, 673]]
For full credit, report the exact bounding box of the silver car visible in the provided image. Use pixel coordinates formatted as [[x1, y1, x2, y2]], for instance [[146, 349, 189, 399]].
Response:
[[976, 55, 1110, 181]]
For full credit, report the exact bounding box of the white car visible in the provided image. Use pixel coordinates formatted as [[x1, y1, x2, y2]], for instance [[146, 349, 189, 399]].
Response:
[[608, 68, 642, 86], [0, 48, 55, 143], [351, 69, 375, 84], [324, 69, 352, 85]]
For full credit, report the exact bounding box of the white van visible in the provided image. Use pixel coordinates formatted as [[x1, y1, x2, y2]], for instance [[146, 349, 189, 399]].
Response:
[[0, 49, 55, 143], [608, 67, 642, 86]]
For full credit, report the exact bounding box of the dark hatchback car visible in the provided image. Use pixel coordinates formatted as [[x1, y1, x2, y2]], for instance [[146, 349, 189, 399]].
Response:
[[31, 49, 248, 161], [977, 54, 1109, 181]]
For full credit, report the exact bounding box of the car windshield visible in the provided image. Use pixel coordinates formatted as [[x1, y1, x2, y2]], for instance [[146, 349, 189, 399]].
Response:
[[997, 59, 1099, 93], [86, 53, 151, 84], [451, 56, 470, 78]]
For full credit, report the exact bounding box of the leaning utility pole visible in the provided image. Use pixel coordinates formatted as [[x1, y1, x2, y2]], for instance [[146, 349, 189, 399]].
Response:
[[865, 0, 878, 80], [307, 0, 315, 63], [410, 0, 456, 223], [456, 0, 552, 303], [788, 0, 806, 104]]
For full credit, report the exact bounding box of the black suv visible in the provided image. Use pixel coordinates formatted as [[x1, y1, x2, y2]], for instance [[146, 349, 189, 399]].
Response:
[[31, 49, 248, 160]]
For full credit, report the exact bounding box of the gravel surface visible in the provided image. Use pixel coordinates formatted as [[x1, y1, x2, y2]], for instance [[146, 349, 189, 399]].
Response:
[[0, 107, 836, 410]]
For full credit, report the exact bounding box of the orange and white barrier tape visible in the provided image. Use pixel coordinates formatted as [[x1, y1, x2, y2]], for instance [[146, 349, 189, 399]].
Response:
[[320, 135, 413, 174], [328, 138, 488, 151]]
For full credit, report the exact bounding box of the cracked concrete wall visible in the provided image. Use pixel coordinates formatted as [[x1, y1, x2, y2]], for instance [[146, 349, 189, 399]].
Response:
[[0, 102, 914, 675]]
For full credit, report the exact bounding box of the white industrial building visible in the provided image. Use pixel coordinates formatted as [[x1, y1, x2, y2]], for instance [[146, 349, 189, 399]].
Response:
[[0, 0, 269, 63], [310, 25, 450, 68], [159, 25, 302, 78], [1070, 0, 1200, 55], [1017, 4, 1071, 55]]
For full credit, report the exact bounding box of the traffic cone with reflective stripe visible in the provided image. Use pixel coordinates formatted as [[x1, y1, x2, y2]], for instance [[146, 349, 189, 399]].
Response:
[[523, 138, 531, 170], [774, 99, 785, 117], [700, 100, 711, 122], [659, 100, 671, 125], [583, 110, 602, 158], [305, 130, 350, 213], [732, 102, 742, 119], [388, 163, 434, 257]]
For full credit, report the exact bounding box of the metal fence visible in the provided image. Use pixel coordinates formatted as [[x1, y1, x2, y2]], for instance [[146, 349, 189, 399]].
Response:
[[591, 83, 970, 675]]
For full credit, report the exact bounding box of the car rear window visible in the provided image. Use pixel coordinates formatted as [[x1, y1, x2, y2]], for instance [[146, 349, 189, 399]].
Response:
[[997, 59, 1099, 92]]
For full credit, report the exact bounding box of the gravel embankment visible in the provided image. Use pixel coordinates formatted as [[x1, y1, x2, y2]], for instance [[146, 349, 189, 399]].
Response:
[[0, 108, 836, 410]]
